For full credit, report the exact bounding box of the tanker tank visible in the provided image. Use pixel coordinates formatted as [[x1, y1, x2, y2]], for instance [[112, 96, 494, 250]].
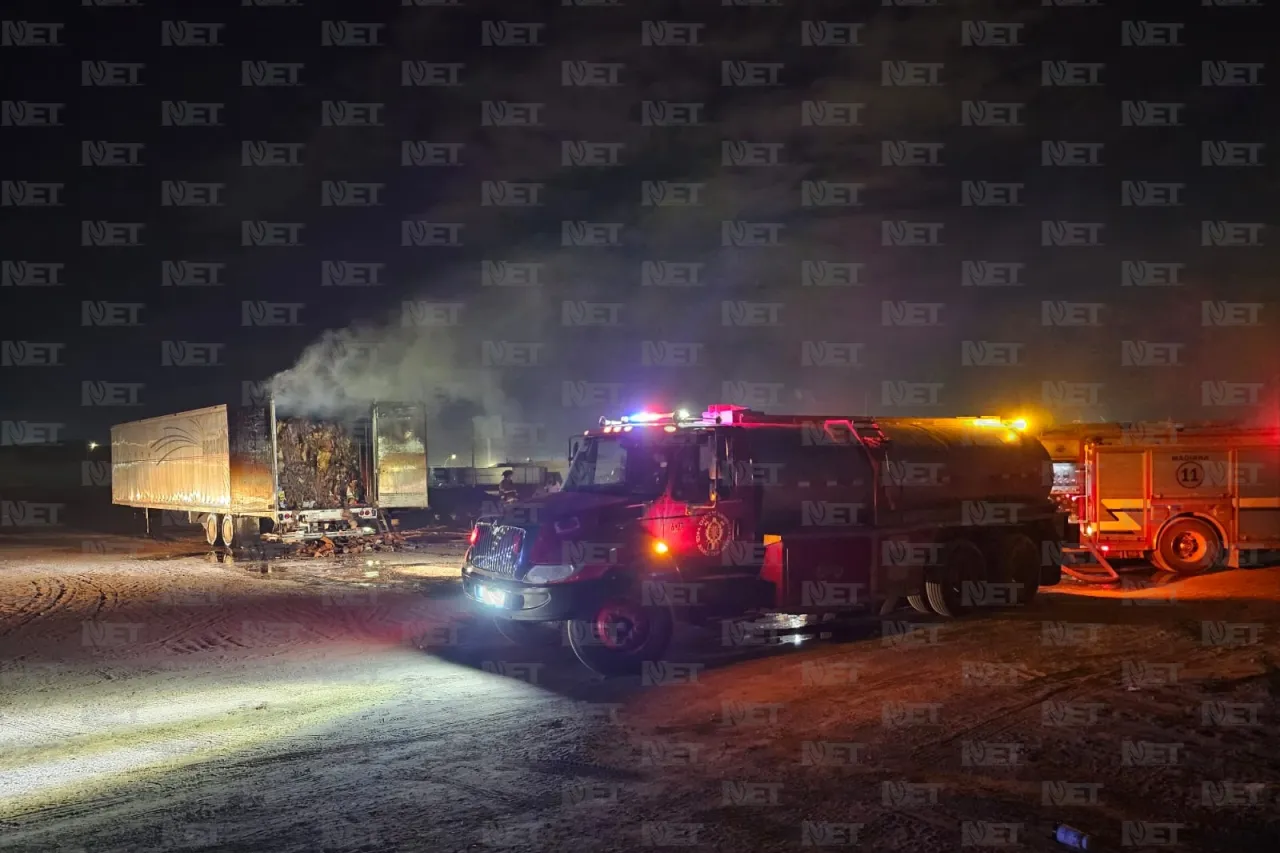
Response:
[[874, 418, 1052, 518]]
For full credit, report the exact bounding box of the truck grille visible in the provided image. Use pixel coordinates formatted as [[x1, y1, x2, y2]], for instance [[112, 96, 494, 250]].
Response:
[[469, 523, 525, 576]]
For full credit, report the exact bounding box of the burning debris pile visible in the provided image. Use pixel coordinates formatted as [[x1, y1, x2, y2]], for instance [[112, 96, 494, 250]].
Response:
[[275, 418, 365, 509], [294, 532, 419, 557]]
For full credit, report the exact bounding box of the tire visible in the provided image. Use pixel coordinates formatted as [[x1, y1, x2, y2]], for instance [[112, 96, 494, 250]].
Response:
[[925, 538, 986, 618], [494, 617, 562, 648], [1151, 517, 1223, 575], [221, 514, 236, 548], [906, 594, 931, 614], [565, 598, 674, 677], [991, 532, 1041, 607], [203, 514, 221, 547]]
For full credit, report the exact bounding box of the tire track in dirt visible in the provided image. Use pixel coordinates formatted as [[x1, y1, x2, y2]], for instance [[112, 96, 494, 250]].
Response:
[[0, 578, 40, 620], [74, 574, 114, 620], [0, 578, 69, 639]]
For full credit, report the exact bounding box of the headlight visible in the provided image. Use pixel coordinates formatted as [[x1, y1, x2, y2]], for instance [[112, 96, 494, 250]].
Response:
[[524, 564, 577, 584]]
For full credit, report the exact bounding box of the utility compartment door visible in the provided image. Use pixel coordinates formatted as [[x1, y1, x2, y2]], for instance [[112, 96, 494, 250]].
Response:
[[1237, 444, 1280, 545], [373, 403, 428, 508], [1093, 448, 1146, 540]]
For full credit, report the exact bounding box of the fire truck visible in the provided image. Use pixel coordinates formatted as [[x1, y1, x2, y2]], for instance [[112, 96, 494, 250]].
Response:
[[462, 405, 1071, 676], [1039, 421, 1280, 578]]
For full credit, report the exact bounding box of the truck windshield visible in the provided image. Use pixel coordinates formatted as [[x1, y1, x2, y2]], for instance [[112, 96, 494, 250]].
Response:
[[563, 436, 669, 498]]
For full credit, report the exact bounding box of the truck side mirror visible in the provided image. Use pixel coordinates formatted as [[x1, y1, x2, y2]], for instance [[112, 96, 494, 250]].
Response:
[[568, 438, 580, 463]]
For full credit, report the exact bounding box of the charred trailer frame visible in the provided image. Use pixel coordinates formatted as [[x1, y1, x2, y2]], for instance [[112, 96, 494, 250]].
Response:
[[110, 398, 428, 547]]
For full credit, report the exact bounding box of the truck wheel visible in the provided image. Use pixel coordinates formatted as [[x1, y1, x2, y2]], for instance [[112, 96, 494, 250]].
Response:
[[906, 595, 931, 614], [925, 539, 985, 618], [203, 514, 221, 547], [494, 617, 562, 648], [1152, 517, 1223, 575], [221, 514, 236, 548], [566, 598, 673, 678], [992, 532, 1041, 607]]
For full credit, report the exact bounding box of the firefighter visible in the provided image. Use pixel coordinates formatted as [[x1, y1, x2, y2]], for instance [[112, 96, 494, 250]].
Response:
[[498, 469, 518, 503]]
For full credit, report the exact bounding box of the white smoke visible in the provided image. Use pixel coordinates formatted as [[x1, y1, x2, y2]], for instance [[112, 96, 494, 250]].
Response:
[[267, 318, 507, 422]]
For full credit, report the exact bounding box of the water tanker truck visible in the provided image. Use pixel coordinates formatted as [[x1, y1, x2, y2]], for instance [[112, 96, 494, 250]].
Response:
[[463, 405, 1074, 676]]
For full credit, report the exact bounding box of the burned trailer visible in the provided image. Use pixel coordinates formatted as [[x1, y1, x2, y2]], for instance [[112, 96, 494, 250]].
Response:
[[110, 399, 428, 547]]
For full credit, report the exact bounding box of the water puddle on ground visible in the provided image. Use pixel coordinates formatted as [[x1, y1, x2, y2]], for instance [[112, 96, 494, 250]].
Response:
[[131, 551, 214, 562]]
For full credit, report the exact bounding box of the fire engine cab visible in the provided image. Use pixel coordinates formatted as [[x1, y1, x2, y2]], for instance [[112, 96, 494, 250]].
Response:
[[463, 405, 1071, 676]]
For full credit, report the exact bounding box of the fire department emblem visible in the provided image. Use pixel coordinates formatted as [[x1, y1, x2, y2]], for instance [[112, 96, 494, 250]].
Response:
[[695, 512, 731, 556]]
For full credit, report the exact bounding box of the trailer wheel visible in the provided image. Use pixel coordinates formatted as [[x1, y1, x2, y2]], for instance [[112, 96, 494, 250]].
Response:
[[203, 514, 221, 547], [992, 533, 1041, 607], [566, 598, 673, 677], [1152, 517, 1223, 575], [220, 514, 236, 548], [906, 595, 931, 614], [925, 538, 985, 618]]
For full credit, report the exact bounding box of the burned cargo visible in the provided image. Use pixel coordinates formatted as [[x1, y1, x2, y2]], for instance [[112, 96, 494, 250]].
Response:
[[111, 399, 428, 547], [274, 417, 367, 510]]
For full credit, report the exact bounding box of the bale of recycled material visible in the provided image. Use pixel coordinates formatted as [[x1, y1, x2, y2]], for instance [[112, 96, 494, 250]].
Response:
[[275, 418, 365, 509]]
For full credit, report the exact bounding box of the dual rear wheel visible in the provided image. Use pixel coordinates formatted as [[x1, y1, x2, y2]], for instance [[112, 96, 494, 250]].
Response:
[[907, 533, 1041, 618], [202, 514, 257, 548]]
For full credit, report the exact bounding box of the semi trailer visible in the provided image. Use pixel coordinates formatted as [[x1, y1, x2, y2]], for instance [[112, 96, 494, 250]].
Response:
[[462, 405, 1073, 676], [110, 399, 428, 547]]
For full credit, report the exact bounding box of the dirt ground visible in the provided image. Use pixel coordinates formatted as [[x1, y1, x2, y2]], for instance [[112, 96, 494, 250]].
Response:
[[1, 528, 1278, 852]]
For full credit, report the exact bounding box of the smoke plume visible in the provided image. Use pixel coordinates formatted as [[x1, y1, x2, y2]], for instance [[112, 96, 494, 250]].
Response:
[[267, 314, 509, 423]]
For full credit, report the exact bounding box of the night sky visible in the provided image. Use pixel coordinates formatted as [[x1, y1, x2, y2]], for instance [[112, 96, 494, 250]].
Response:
[[1, 0, 1274, 458]]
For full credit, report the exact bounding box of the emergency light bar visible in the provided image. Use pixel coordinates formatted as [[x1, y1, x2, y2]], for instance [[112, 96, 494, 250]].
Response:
[[600, 410, 679, 428], [598, 405, 742, 429]]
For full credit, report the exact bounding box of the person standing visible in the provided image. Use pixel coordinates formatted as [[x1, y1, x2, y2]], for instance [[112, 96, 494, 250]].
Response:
[[498, 470, 518, 503]]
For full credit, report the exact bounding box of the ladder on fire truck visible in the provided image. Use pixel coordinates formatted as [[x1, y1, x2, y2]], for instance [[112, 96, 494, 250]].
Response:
[[1059, 543, 1120, 584]]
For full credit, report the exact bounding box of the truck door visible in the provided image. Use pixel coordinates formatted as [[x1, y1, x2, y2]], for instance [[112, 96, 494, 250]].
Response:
[[664, 430, 755, 578], [372, 403, 429, 508]]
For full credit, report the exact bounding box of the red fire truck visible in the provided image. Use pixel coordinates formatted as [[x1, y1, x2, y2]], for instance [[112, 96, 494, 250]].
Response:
[[463, 405, 1072, 676], [1040, 421, 1280, 578]]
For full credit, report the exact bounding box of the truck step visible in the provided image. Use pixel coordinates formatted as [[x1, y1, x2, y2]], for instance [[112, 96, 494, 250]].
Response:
[[1060, 545, 1120, 583]]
